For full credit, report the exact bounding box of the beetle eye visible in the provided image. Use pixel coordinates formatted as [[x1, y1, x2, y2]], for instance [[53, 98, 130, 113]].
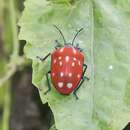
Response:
[[76, 43, 79, 47], [55, 40, 63, 49], [79, 48, 83, 52], [74, 46, 83, 52]]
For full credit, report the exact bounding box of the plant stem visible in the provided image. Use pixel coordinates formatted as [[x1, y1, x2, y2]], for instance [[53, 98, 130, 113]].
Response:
[[2, 83, 11, 130], [0, 0, 26, 88], [9, 0, 19, 59], [0, 64, 16, 88]]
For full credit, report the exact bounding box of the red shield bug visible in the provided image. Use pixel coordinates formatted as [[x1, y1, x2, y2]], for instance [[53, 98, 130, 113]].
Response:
[[37, 25, 89, 99]]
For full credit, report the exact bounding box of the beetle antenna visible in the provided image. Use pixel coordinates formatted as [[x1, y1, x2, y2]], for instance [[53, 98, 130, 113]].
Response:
[[53, 25, 66, 45], [71, 28, 83, 46]]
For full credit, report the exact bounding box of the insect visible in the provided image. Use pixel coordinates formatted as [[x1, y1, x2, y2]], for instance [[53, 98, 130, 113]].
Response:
[[37, 25, 89, 99]]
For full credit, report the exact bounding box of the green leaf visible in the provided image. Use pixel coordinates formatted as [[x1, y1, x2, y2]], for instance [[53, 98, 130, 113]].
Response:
[[19, 0, 130, 130]]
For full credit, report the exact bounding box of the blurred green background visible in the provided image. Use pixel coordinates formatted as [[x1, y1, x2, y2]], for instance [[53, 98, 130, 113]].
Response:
[[0, 0, 25, 129]]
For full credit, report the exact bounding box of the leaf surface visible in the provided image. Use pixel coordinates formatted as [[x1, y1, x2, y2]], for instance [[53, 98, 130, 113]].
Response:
[[19, 0, 130, 130]]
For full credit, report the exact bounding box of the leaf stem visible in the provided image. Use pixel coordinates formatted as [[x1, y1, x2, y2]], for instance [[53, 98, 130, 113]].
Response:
[[0, 0, 26, 88], [0, 64, 16, 88], [90, 0, 95, 86], [2, 84, 11, 130], [9, 0, 19, 58]]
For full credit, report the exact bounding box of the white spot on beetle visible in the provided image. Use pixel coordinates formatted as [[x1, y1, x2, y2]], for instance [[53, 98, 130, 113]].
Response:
[[58, 56, 62, 60], [54, 59, 57, 64], [72, 62, 75, 67], [59, 61, 62, 66], [65, 56, 69, 62], [60, 48, 64, 52], [68, 73, 72, 77], [78, 61, 81, 66], [77, 74, 80, 78], [60, 72, 64, 77], [73, 48, 77, 54], [52, 73, 55, 76], [73, 57, 77, 61], [67, 83, 73, 88], [58, 82, 64, 88]]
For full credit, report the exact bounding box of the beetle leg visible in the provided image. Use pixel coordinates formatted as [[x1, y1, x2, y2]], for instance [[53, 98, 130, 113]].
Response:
[[76, 43, 79, 48], [73, 64, 89, 100], [44, 71, 51, 95], [36, 53, 51, 62], [73, 76, 86, 100], [83, 64, 89, 80]]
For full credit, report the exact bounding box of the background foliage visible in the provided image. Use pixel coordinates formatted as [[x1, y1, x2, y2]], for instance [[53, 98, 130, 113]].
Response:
[[0, 0, 25, 129]]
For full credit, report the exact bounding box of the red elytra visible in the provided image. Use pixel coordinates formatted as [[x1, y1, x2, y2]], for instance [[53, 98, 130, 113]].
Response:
[[37, 25, 89, 99], [51, 46, 84, 94]]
